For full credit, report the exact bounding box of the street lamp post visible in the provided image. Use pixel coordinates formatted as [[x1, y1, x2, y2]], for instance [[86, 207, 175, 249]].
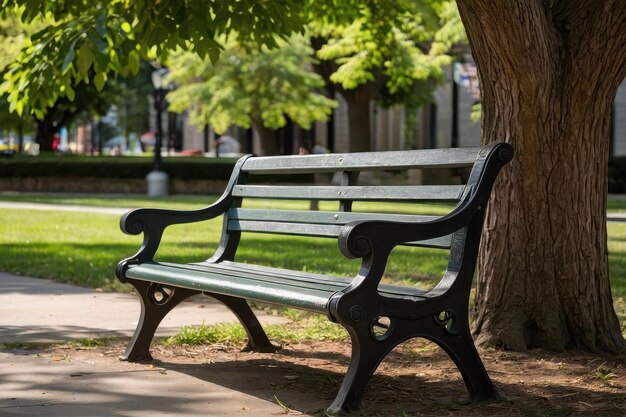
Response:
[[146, 68, 171, 196]]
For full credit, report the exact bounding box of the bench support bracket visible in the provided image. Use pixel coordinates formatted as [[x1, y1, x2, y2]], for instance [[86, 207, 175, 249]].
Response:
[[327, 296, 498, 415], [121, 279, 199, 362], [206, 292, 278, 352]]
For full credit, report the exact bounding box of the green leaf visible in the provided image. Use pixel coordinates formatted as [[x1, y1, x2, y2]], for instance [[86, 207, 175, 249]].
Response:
[[61, 38, 79, 74], [121, 21, 132, 34], [65, 85, 75, 101], [95, 13, 107, 37], [128, 50, 140, 74], [208, 44, 221, 64], [87, 30, 108, 54], [93, 72, 107, 91], [76, 44, 93, 76]]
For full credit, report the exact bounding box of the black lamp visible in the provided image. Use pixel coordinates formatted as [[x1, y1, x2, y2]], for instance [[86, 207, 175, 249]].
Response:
[[147, 67, 172, 196]]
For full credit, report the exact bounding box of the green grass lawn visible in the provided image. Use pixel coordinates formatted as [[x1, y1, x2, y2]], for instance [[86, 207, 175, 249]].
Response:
[[1, 194, 625, 334]]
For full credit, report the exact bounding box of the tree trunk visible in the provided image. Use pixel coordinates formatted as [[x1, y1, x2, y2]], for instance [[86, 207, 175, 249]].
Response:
[[251, 118, 278, 156], [35, 116, 58, 152], [342, 87, 373, 152], [457, 0, 626, 353], [310, 37, 382, 153]]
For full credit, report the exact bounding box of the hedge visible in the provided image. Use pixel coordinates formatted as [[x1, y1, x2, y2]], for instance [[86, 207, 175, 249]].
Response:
[[0, 154, 315, 183], [0, 155, 239, 181]]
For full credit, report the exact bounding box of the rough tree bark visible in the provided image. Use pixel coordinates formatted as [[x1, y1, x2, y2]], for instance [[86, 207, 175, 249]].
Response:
[[457, 0, 626, 353]]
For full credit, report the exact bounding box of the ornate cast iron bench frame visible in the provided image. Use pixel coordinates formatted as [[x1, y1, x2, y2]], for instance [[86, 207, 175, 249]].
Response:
[[116, 142, 513, 415]]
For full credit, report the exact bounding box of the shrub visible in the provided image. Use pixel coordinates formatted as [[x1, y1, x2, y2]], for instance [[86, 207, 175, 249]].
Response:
[[0, 155, 238, 180]]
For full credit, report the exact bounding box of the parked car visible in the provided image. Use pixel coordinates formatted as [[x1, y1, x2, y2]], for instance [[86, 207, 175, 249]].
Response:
[[0, 137, 38, 156], [0, 138, 16, 157]]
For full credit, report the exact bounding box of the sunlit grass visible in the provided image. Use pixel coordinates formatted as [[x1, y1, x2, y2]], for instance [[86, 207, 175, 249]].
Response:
[[607, 198, 626, 212], [0, 206, 446, 291], [165, 314, 348, 347]]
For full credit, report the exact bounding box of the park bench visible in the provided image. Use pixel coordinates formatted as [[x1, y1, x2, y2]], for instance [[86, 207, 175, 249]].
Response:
[[116, 142, 513, 415]]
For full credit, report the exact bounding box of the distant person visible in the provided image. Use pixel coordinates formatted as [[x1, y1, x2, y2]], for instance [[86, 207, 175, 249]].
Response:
[[52, 133, 60, 152]]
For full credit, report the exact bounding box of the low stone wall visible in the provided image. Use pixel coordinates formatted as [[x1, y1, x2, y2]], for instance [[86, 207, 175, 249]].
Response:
[[0, 177, 229, 195]]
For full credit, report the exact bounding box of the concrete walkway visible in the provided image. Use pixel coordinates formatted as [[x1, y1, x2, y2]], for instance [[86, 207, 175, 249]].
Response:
[[0, 200, 129, 215], [0, 273, 287, 344], [0, 273, 294, 416]]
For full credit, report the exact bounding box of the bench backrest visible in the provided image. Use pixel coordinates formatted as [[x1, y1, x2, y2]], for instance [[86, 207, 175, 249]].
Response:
[[216, 147, 486, 255]]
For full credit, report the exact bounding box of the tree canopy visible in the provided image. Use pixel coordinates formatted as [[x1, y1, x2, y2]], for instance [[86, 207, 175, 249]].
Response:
[[0, 0, 307, 117], [0, 9, 153, 149], [308, 0, 463, 150], [1, 1, 459, 117], [166, 37, 336, 155]]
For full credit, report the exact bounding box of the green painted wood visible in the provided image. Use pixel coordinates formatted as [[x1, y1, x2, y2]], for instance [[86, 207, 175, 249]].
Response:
[[229, 208, 441, 225], [241, 148, 480, 174], [232, 185, 465, 201], [214, 261, 429, 299], [125, 262, 333, 312], [228, 219, 341, 237], [227, 218, 452, 248], [124, 261, 429, 313]]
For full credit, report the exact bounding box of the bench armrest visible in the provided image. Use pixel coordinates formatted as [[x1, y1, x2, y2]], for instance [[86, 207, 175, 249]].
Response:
[[336, 143, 512, 298], [119, 203, 228, 236], [116, 155, 250, 281]]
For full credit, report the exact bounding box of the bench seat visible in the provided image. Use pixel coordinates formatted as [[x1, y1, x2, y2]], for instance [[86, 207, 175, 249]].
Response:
[[126, 261, 429, 314]]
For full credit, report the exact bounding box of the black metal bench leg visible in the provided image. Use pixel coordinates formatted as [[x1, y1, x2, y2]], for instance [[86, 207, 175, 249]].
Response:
[[431, 325, 498, 402], [121, 279, 199, 362], [206, 292, 278, 352], [326, 331, 392, 415]]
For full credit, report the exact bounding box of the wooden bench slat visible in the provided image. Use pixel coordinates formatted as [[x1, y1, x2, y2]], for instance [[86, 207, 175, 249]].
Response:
[[241, 148, 479, 174], [126, 262, 334, 312], [125, 261, 429, 313], [228, 219, 451, 249], [229, 219, 341, 237], [230, 208, 441, 225], [184, 262, 350, 293], [232, 185, 465, 201], [214, 261, 429, 299]]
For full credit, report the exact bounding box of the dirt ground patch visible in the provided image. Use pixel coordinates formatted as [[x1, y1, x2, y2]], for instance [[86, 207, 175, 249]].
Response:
[[33, 340, 626, 416]]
